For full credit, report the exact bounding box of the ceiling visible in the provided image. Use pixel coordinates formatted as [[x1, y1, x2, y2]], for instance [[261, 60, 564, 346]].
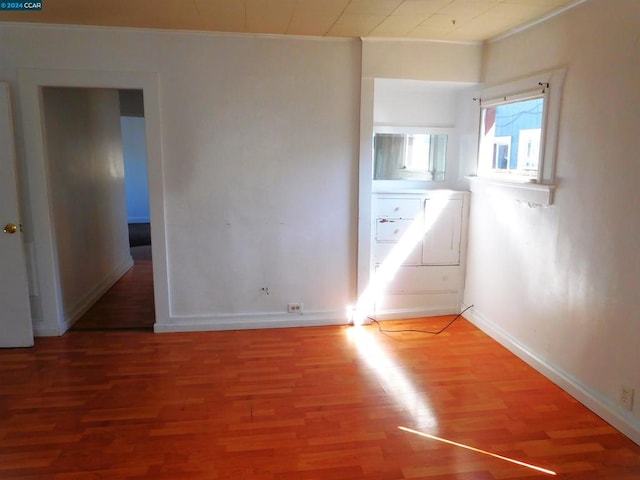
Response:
[[0, 0, 581, 42]]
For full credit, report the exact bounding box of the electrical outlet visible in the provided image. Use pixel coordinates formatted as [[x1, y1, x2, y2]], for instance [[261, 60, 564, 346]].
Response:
[[287, 303, 303, 313], [620, 385, 634, 411]]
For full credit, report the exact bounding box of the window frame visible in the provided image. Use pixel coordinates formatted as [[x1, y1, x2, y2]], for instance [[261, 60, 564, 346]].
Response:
[[475, 69, 565, 188]]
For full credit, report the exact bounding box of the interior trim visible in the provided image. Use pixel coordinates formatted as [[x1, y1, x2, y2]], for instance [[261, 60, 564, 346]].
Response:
[[468, 176, 555, 206], [463, 305, 640, 446]]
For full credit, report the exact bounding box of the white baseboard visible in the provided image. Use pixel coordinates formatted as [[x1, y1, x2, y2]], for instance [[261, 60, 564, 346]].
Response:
[[32, 325, 65, 337], [154, 310, 348, 333], [463, 305, 640, 446], [62, 256, 134, 332]]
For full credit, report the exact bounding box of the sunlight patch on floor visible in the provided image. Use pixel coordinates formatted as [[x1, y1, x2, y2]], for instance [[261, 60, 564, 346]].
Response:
[[347, 327, 437, 431], [399, 426, 557, 476]]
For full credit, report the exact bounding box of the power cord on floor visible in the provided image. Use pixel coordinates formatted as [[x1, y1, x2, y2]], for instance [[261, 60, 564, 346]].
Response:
[[369, 304, 474, 335]]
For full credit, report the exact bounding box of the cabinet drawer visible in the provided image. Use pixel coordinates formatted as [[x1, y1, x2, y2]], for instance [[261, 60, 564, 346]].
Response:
[[375, 218, 414, 241], [375, 198, 422, 218]]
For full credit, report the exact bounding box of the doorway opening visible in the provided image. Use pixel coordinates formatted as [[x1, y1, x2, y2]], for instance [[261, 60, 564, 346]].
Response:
[[39, 86, 154, 331]]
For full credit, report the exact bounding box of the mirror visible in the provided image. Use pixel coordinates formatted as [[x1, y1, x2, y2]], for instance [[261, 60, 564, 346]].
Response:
[[373, 133, 447, 181]]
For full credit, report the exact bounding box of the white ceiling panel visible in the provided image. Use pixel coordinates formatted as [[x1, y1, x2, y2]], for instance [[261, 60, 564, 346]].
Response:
[[392, 0, 452, 16], [196, 0, 246, 32], [294, 0, 351, 15], [439, 0, 500, 17], [369, 15, 426, 37], [287, 11, 338, 36], [327, 12, 386, 36], [344, 0, 404, 15], [246, 0, 297, 34], [0, 0, 584, 42]]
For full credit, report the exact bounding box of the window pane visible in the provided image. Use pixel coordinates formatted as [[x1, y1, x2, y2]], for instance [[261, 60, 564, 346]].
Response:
[[479, 97, 544, 178]]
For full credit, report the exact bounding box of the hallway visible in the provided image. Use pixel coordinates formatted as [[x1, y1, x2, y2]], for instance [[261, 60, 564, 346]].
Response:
[[71, 245, 154, 331]]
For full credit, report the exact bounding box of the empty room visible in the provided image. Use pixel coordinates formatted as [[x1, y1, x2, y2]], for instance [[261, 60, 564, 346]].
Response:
[[1, 0, 639, 478]]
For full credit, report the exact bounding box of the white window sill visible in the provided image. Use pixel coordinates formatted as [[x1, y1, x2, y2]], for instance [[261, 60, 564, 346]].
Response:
[[467, 176, 555, 206]]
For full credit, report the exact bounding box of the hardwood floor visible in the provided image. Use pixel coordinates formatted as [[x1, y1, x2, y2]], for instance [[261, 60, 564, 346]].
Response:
[[70, 245, 154, 331], [1, 314, 639, 479]]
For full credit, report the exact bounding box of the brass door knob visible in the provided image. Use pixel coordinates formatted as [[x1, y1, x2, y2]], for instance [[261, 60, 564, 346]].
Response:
[[3, 223, 18, 234]]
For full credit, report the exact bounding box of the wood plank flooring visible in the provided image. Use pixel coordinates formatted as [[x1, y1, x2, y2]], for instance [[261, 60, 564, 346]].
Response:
[[70, 245, 154, 331], [2, 314, 640, 479]]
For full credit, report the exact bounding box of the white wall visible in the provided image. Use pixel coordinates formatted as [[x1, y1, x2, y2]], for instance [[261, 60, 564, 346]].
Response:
[[374, 79, 459, 127], [42, 87, 132, 328], [362, 39, 481, 82], [463, 0, 640, 443], [157, 34, 360, 329], [0, 24, 361, 333]]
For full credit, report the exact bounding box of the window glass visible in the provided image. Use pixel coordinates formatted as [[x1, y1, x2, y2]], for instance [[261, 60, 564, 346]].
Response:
[[478, 96, 544, 180]]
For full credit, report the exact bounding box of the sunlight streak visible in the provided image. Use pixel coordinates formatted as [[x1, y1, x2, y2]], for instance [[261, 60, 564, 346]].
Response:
[[351, 191, 453, 326], [399, 426, 557, 476], [344, 192, 459, 434], [347, 328, 438, 430]]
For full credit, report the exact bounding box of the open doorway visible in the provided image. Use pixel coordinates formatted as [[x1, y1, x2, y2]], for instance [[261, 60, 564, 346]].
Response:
[[117, 90, 155, 328], [76, 89, 154, 330], [39, 86, 154, 331], [17, 68, 168, 337], [119, 89, 152, 258]]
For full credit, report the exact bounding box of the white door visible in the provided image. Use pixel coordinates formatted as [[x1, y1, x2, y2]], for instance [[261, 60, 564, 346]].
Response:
[[0, 82, 34, 347]]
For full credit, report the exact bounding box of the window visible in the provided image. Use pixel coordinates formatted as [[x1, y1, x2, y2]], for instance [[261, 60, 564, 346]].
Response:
[[478, 93, 545, 181], [474, 69, 565, 192]]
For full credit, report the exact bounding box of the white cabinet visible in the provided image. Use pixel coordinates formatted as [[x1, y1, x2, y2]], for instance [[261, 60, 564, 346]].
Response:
[[371, 191, 469, 319], [422, 198, 463, 265]]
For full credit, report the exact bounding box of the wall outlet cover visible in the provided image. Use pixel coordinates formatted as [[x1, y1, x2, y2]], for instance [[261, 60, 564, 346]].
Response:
[[620, 385, 634, 411], [287, 303, 303, 313]]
